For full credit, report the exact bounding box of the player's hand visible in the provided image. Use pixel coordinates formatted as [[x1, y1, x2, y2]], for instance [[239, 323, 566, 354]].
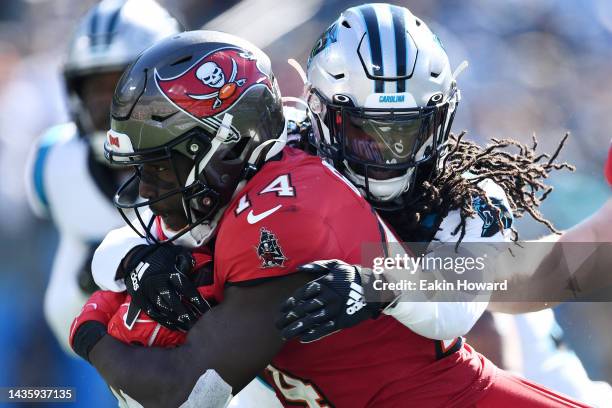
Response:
[[69, 290, 123, 362], [276, 260, 384, 343], [123, 244, 210, 332]]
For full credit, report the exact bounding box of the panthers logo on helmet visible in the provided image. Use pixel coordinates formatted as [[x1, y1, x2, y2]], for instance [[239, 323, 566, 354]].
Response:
[[155, 47, 272, 119], [307, 22, 338, 67]]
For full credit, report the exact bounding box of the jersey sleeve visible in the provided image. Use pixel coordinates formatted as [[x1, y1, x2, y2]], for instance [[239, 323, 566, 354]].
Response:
[[214, 206, 341, 290], [24, 124, 75, 218], [92, 225, 149, 292]]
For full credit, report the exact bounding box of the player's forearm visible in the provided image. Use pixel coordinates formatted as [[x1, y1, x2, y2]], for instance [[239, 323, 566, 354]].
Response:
[[561, 198, 612, 243], [90, 335, 194, 407], [487, 239, 560, 312], [489, 199, 612, 313], [488, 234, 573, 312]]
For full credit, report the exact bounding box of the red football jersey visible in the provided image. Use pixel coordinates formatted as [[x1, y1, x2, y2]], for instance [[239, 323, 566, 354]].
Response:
[[213, 147, 496, 407]]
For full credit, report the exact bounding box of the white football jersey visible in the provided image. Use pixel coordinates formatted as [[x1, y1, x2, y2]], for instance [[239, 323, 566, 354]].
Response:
[[514, 310, 612, 407], [25, 123, 123, 353], [383, 176, 513, 340]]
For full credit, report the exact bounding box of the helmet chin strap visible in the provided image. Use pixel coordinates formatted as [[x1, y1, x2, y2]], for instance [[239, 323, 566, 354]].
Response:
[[247, 130, 287, 165], [343, 162, 413, 202], [281, 96, 308, 109], [159, 208, 226, 248], [286, 59, 334, 147], [287, 59, 307, 85], [452, 60, 469, 81]]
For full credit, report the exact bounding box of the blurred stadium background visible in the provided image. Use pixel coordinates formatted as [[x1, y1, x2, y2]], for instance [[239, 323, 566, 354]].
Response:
[[0, 0, 610, 406]]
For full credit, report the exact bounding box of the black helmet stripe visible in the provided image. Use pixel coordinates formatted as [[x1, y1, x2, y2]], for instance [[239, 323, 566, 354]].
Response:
[[390, 5, 407, 93], [360, 5, 384, 93], [104, 6, 123, 46], [88, 2, 125, 49], [88, 5, 100, 47]]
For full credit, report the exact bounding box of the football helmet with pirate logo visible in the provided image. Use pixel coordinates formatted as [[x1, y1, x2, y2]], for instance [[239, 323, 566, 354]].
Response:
[[63, 0, 181, 163], [105, 30, 286, 246], [306, 4, 464, 206]]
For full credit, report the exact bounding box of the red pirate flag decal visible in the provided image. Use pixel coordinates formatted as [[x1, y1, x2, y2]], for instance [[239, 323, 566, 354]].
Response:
[[155, 47, 272, 119], [108, 134, 120, 148]]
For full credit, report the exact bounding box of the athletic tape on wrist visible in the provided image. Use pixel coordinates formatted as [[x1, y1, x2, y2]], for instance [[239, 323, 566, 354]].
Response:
[[179, 369, 233, 408]]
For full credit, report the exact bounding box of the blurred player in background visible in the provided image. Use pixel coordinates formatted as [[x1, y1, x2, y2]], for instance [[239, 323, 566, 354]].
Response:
[[24, 0, 181, 354]]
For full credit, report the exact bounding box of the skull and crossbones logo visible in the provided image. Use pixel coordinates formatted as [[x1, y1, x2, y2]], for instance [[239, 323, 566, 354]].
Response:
[[187, 58, 247, 109], [196, 62, 225, 88], [155, 48, 269, 119]]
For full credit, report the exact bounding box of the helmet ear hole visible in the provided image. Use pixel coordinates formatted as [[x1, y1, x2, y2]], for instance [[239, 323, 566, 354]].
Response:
[[333, 94, 353, 106], [428, 93, 444, 106]]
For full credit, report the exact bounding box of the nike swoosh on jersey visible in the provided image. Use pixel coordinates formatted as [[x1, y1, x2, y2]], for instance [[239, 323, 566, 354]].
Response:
[[247, 204, 282, 224]]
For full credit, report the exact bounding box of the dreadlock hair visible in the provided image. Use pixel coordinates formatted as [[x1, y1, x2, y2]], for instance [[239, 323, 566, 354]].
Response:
[[379, 132, 575, 247]]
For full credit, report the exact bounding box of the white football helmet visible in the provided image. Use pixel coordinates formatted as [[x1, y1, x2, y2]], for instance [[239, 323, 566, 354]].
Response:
[[63, 0, 182, 162], [306, 3, 460, 205]]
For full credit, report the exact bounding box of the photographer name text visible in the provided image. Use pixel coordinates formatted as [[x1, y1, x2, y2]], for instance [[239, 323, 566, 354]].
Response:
[[373, 279, 508, 292]]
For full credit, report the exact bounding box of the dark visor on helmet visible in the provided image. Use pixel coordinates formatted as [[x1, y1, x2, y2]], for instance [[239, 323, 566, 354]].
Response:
[[312, 89, 454, 172], [342, 109, 442, 167], [309, 89, 456, 206]]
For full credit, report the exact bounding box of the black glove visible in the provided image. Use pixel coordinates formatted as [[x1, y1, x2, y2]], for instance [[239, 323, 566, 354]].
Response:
[[276, 260, 386, 343], [123, 244, 210, 331]]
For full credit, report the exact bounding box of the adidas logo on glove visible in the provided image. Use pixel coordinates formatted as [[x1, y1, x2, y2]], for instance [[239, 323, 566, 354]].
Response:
[[130, 261, 151, 291], [345, 282, 366, 315]]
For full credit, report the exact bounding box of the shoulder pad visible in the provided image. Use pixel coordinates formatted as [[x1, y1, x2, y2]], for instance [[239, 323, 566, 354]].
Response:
[[25, 123, 77, 216], [471, 178, 513, 238], [435, 177, 514, 243]]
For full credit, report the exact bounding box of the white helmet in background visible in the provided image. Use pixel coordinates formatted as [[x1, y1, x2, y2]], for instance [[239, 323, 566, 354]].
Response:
[[63, 0, 182, 162], [306, 3, 460, 204]]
